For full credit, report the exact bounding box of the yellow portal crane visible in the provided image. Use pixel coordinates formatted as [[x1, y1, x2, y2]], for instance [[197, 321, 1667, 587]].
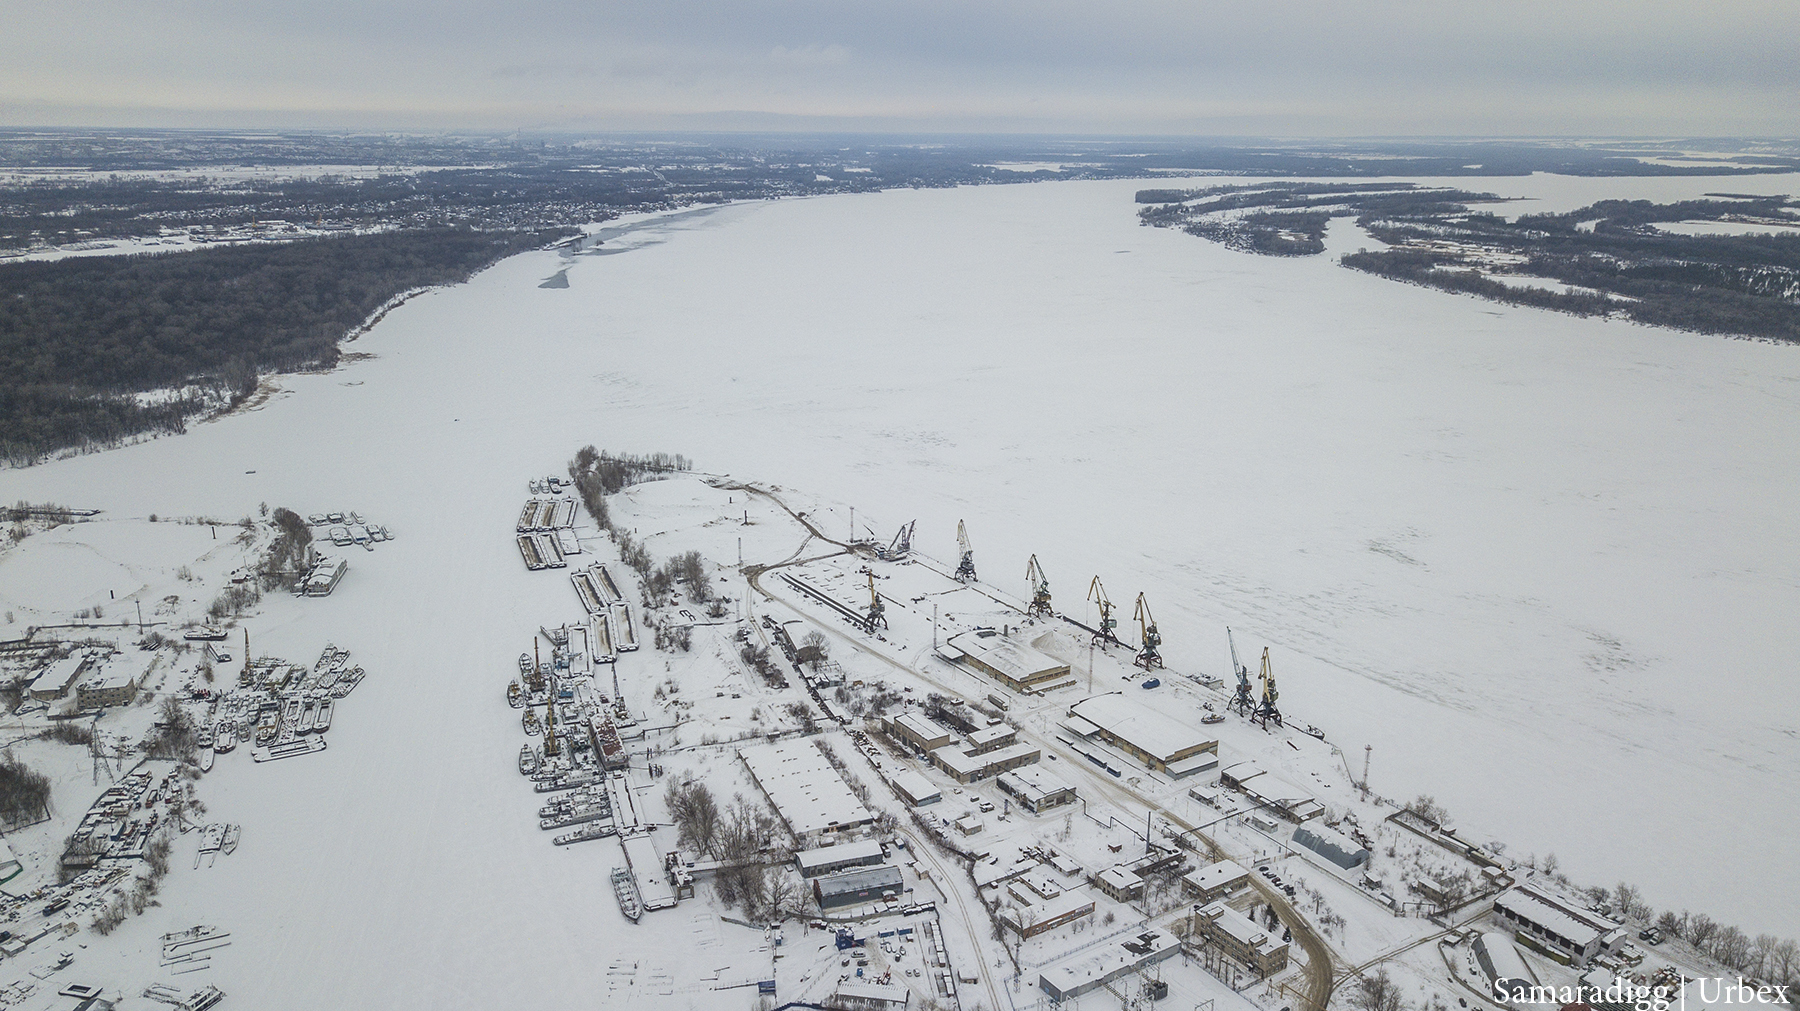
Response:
[[1087, 577, 1118, 644], [1025, 555, 1053, 618], [1256, 647, 1282, 727], [1132, 593, 1163, 671]]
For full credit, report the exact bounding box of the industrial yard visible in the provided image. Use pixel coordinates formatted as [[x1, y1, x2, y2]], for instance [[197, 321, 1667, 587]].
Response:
[[469, 463, 1771, 1011], [0, 175, 1791, 1010]]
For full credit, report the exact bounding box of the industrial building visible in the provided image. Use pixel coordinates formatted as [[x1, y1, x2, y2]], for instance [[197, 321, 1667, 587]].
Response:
[[928, 741, 1041, 784], [1492, 884, 1627, 967], [1293, 823, 1369, 870], [796, 840, 886, 878], [1093, 866, 1144, 902], [888, 769, 942, 807], [740, 740, 876, 843], [1474, 932, 1537, 998], [1193, 902, 1289, 977], [996, 766, 1075, 813], [813, 864, 904, 911], [1182, 860, 1250, 903], [890, 713, 954, 753], [76, 667, 141, 709], [1064, 694, 1218, 777], [1221, 761, 1325, 823], [999, 889, 1096, 939], [29, 652, 91, 701], [942, 629, 1070, 692], [1037, 929, 1180, 1002], [964, 723, 1018, 755]]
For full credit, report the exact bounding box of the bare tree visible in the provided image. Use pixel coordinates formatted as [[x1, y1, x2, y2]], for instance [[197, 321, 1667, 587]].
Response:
[[1714, 926, 1751, 970], [1353, 970, 1407, 1011], [1687, 914, 1720, 950]]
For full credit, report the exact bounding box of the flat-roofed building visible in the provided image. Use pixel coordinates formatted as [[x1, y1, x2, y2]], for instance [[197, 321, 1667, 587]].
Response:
[[1038, 929, 1180, 1002], [888, 768, 942, 807], [1182, 860, 1250, 903], [965, 723, 1018, 755], [996, 766, 1075, 813], [740, 740, 876, 842], [814, 864, 904, 911], [890, 713, 954, 753], [1093, 865, 1144, 902], [1492, 885, 1627, 967], [30, 652, 90, 701], [999, 889, 1096, 939], [1194, 901, 1289, 977], [76, 667, 141, 709], [796, 839, 886, 878], [928, 741, 1041, 784], [1066, 694, 1217, 777], [944, 629, 1070, 692]]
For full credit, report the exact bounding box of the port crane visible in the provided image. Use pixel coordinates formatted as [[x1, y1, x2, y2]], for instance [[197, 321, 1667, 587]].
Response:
[[876, 520, 916, 561], [1132, 593, 1163, 671], [1025, 555, 1053, 618], [954, 521, 977, 583], [1087, 577, 1119, 645], [864, 571, 887, 633], [1255, 647, 1282, 727], [1227, 627, 1256, 716], [543, 696, 559, 757]]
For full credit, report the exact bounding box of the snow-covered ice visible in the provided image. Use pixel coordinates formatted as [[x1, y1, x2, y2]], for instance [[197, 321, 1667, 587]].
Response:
[[2, 172, 1797, 1004]]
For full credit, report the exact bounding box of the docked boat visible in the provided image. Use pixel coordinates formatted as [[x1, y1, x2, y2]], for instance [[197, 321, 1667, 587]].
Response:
[[255, 708, 279, 744], [213, 721, 237, 753], [314, 698, 333, 732], [518, 653, 533, 676], [553, 822, 618, 846], [507, 681, 524, 708], [532, 770, 600, 793], [184, 626, 228, 642], [282, 697, 302, 728], [197, 746, 214, 773], [197, 726, 214, 749], [519, 745, 539, 776], [1201, 713, 1225, 725], [1303, 725, 1326, 741], [523, 708, 541, 736], [298, 700, 318, 734], [221, 824, 240, 855], [539, 806, 610, 830], [612, 867, 643, 922]]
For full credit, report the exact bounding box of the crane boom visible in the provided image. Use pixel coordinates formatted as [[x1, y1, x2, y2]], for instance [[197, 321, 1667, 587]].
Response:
[[1255, 647, 1282, 728], [954, 520, 977, 583], [1087, 576, 1118, 644], [1132, 592, 1163, 671], [1227, 627, 1255, 716], [1025, 555, 1053, 618], [864, 570, 888, 633]]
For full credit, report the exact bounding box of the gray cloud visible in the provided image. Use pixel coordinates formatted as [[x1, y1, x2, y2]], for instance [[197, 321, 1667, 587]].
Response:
[[2, 0, 1795, 133]]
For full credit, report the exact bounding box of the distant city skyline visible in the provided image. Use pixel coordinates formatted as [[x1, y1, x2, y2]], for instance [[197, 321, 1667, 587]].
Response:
[[4, 0, 1797, 135]]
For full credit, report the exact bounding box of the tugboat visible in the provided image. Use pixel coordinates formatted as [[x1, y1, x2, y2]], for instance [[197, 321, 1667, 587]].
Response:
[[221, 824, 241, 855], [518, 653, 533, 677], [522, 708, 542, 736], [213, 720, 237, 753], [507, 681, 524, 709], [519, 744, 539, 776], [612, 867, 643, 923]]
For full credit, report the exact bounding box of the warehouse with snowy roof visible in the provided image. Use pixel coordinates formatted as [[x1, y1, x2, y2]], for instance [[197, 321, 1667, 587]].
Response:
[[1064, 694, 1218, 777]]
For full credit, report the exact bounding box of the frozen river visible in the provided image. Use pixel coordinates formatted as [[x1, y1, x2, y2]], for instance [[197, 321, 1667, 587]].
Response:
[[4, 172, 1797, 1002]]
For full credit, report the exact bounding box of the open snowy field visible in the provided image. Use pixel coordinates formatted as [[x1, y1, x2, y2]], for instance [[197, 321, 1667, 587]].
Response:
[[2, 171, 1796, 1001]]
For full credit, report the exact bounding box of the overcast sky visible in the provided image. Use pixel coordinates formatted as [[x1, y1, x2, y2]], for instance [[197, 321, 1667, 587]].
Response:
[[3, 0, 1796, 136]]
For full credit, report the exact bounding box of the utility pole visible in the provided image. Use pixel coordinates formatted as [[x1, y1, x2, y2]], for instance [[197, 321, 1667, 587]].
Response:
[[932, 602, 938, 650], [135, 601, 143, 632]]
